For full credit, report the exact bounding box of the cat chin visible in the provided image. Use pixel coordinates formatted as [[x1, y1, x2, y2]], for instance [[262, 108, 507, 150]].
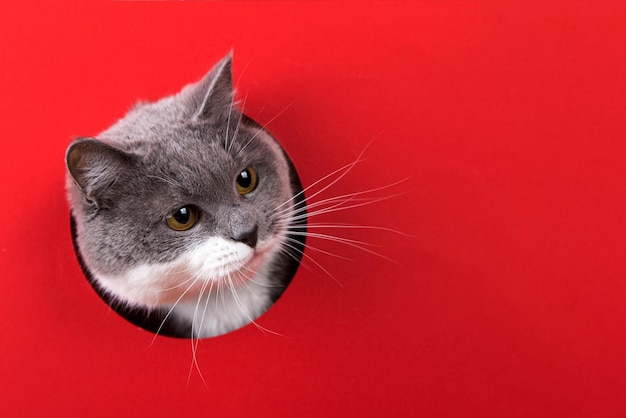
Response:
[[170, 257, 278, 338], [92, 235, 281, 310]]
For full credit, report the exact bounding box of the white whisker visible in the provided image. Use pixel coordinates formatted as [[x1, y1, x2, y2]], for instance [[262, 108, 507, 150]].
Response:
[[237, 101, 296, 157], [280, 240, 343, 287], [273, 139, 375, 214], [301, 223, 414, 237], [288, 193, 405, 224], [275, 176, 410, 221], [227, 94, 248, 155], [149, 271, 203, 346], [227, 273, 284, 337], [146, 174, 184, 189], [291, 231, 399, 264], [283, 235, 352, 261], [224, 58, 252, 153], [223, 91, 235, 152], [188, 278, 211, 389]]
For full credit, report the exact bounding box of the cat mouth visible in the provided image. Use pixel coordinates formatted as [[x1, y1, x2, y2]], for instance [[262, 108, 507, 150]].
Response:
[[213, 238, 278, 286], [95, 236, 281, 307]]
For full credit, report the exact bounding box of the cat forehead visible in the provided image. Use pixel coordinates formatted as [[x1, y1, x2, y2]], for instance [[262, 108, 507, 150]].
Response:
[[103, 99, 269, 151], [102, 118, 281, 184]]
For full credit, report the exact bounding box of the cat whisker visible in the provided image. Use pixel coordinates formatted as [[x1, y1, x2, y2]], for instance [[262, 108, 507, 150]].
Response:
[[227, 94, 248, 155], [285, 193, 406, 224], [276, 240, 316, 273], [283, 235, 353, 261], [187, 277, 212, 389], [274, 176, 410, 220], [273, 139, 378, 217], [292, 231, 379, 248], [236, 264, 282, 288], [218, 275, 227, 312], [146, 174, 184, 190], [237, 101, 296, 157], [237, 126, 260, 156], [158, 269, 201, 291], [225, 273, 250, 322], [198, 281, 215, 338], [224, 56, 253, 153], [191, 276, 212, 337], [289, 230, 399, 264], [223, 91, 235, 152], [273, 156, 366, 215], [226, 272, 285, 337], [280, 238, 343, 287], [282, 196, 374, 222], [303, 222, 415, 238], [149, 270, 204, 346]]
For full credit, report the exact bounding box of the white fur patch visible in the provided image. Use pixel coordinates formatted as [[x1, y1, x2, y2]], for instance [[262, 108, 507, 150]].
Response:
[[95, 234, 283, 337]]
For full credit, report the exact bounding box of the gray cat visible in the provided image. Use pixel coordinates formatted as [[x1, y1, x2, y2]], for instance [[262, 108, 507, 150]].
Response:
[[65, 55, 307, 338]]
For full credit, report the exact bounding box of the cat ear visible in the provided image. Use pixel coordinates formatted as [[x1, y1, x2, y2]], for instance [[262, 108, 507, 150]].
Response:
[[190, 53, 235, 121], [66, 139, 134, 202]]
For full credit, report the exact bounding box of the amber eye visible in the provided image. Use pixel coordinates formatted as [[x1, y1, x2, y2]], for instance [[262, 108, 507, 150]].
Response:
[[236, 166, 258, 195], [166, 206, 198, 231]]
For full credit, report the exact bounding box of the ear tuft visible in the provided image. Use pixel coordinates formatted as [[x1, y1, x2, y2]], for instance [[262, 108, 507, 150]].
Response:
[[190, 53, 235, 121]]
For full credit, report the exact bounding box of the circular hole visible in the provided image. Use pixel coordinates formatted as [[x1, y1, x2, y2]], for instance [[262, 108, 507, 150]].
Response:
[[68, 131, 306, 339]]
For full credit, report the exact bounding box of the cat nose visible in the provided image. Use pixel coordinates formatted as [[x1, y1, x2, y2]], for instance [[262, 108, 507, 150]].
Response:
[[231, 224, 258, 248]]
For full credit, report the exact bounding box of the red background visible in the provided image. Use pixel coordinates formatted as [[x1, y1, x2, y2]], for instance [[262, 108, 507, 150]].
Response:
[[1, 1, 625, 417]]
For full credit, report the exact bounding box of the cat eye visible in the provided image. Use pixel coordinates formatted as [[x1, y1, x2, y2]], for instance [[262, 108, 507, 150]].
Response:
[[236, 166, 258, 195], [166, 206, 199, 231]]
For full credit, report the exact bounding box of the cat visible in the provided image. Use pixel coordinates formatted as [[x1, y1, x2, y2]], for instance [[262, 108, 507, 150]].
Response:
[[65, 54, 307, 339]]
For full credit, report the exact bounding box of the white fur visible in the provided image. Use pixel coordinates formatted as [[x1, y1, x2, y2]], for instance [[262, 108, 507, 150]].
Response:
[[95, 234, 283, 338]]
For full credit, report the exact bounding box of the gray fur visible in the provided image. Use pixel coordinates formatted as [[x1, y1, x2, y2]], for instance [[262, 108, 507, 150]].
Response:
[[66, 55, 304, 338]]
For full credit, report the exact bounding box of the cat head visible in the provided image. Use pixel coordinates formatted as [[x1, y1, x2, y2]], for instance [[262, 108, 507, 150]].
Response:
[[66, 55, 301, 316]]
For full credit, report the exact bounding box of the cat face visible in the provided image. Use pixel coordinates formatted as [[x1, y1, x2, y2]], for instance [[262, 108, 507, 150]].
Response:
[[66, 55, 305, 337]]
